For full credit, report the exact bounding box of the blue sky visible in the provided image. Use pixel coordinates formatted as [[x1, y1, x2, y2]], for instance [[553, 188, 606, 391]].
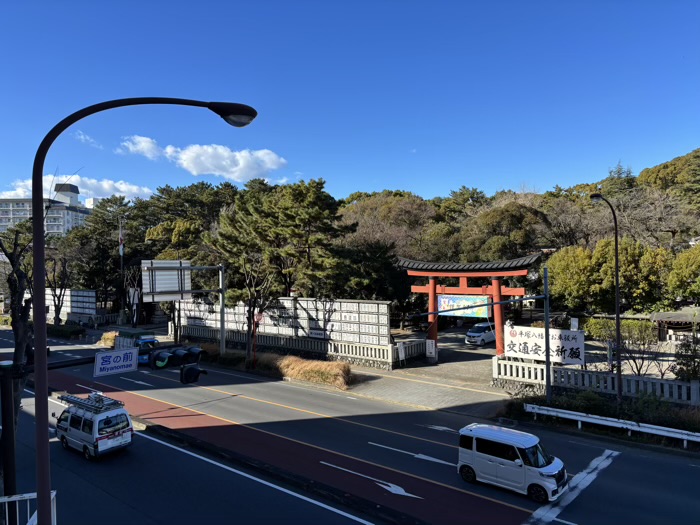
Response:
[[1, 1, 698, 204]]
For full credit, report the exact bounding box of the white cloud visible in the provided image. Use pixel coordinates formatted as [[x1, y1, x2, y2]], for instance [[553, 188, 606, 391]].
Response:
[[164, 145, 287, 182], [115, 135, 162, 160], [74, 130, 103, 149], [115, 134, 286, 183], [0, 175, 153, 201]]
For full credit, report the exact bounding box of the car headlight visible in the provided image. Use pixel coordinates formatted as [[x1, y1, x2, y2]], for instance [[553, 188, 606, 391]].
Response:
[[539, 472, 556, 478]]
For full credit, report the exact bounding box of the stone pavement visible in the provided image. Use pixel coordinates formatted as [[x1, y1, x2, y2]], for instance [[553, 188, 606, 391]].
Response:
[[348, 328, 511, 420]]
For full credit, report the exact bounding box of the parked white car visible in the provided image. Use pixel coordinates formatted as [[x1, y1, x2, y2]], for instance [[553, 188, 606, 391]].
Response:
[[465, 321, 496, 346]]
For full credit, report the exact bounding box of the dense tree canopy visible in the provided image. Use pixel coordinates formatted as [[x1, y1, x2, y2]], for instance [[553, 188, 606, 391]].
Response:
[[5, 147, 698, 327]]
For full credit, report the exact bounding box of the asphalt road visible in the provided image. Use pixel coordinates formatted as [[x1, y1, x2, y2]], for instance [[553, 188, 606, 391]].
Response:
[[15, 392, 379, 525], [4, 331, 700, 525]]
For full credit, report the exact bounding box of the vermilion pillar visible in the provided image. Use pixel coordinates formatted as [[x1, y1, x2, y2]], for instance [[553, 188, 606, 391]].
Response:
[[428, 277, 438, 342], [492, 277, 504, 355]]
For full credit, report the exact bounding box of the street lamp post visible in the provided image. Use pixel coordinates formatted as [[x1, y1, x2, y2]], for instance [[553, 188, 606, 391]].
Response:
[[118, 215, 125, 324], [590, 192, 622, 404], [32, 98, 256, 524]]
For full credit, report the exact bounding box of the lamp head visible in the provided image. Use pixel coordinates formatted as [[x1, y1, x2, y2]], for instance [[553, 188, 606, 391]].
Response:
[[207, 102, 258, 128], [590, 193, 603, 203]]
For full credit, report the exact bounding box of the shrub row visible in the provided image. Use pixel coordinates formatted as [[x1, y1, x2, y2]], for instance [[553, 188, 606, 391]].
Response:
[[195, 342, 352, 390], [46, 324, 86, 338], [504, 389, 700, 434], [581, 317, 657, 342]]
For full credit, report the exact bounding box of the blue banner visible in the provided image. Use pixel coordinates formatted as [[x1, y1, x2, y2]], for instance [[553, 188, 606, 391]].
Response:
[[437, 295, 490, 318]]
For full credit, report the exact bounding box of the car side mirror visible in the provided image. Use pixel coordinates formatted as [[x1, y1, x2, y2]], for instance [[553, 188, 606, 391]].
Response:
[[514, 459, 523, 467], [51, 412, 56, 418]]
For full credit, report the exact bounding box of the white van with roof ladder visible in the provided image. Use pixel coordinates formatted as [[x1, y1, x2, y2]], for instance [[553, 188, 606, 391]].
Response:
[[53, 392, 134, 460], [457, 423, 567, 503]]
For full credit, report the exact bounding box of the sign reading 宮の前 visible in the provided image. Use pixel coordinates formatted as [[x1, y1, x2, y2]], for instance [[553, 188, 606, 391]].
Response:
[[93, 347, 138, 377], [504, 326, 585, 365]]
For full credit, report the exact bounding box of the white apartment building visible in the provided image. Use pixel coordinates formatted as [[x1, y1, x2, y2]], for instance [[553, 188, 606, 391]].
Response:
[[0, 183, 92, 235]]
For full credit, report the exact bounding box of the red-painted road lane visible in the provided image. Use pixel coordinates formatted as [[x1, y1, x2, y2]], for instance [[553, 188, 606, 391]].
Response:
[[48, 371, 531, 525]]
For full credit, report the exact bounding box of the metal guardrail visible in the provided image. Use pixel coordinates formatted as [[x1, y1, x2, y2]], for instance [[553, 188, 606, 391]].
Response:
[[524, 403, 700, 449], [0, 490, 57, 525]]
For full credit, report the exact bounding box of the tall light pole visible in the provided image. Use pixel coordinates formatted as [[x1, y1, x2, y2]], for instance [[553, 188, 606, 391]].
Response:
[[32, 98, 257, 524], [590, 192, 622, 404], [118, 214, 125, 324]]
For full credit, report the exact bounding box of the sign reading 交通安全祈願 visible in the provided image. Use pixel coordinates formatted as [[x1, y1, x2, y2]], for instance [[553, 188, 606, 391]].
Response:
[[504, 326, 585, 365], [93, 347, 138, 377]]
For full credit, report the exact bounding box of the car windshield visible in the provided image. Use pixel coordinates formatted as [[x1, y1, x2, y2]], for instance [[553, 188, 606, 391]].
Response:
[[470, 326, 488, 334], [519, 443, 554, 468]]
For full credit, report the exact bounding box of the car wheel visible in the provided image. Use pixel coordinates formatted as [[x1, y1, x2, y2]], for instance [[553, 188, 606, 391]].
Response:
[[528, 484, 548, 504], [61, 436, 69, 450], [479, 338, 485, 346], [83, 446, 92, 461], [459, 466, 477, 483]]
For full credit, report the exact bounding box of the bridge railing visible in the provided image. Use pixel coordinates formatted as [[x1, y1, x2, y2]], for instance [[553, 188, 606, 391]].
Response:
[[0, 491, 57, 525]]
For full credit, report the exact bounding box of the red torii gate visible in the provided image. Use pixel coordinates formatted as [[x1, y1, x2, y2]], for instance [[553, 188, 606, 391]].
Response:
[[398, 254, 541, 356]]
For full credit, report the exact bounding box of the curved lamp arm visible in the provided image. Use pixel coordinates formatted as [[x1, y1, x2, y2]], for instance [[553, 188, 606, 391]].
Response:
[[31, 97, 256, 524]]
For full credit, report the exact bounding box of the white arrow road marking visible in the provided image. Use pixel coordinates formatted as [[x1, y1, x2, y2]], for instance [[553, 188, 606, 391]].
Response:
[[120, 377, 153, 386], [421, 424, 459, 434], [321, 461, 423, 499], [76, 384, 99, 392], [523, 449, 620, 525], [369, 442, 456, 467]]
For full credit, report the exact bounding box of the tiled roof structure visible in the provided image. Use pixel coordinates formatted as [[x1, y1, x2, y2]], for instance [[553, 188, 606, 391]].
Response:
[[397, 253, 542, 272]]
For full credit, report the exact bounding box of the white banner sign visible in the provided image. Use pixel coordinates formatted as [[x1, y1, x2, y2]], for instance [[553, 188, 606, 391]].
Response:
[[504, 326, 585, 365], [426, 339, 437, 358], [397, 342, 406, 360], [94, 347, 138, 377]]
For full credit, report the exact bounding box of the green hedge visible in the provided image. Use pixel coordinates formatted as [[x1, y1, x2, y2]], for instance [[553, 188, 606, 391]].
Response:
[[505, 390, 700, 434], [47, 324, 86, 338], [582, 317, 657, 342]]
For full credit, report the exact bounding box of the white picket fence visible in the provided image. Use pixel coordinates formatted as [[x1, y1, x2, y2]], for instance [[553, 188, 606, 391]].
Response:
[[180, 325, 427, 369], [493, 356, 700, 406]]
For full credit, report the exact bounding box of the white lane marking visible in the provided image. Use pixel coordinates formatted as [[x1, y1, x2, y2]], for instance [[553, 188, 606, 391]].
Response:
[[524, 449, 620, 525], [553, 518, 578, 525], [120, 377, 153, 386], [369, 442, 456, 467], [422, 424, 459, 434], [76, 384, 99, 392], [690, 464, 700, 468], [136, 434, 375, 524], [567, 440, 619, 453], [321, 461, 423, 499]]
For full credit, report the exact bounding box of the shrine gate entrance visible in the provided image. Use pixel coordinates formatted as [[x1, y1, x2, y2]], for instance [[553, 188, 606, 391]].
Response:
[[398, 254, 542, 355]]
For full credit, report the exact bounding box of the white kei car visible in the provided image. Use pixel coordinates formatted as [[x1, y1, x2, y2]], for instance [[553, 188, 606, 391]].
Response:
[[465, 322, 496, 346]]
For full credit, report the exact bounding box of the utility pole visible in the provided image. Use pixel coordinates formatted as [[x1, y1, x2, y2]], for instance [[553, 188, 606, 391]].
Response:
[[543, 268, 552, 403], [1, 361, 18, 524], [118, 216, 125, 325]]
